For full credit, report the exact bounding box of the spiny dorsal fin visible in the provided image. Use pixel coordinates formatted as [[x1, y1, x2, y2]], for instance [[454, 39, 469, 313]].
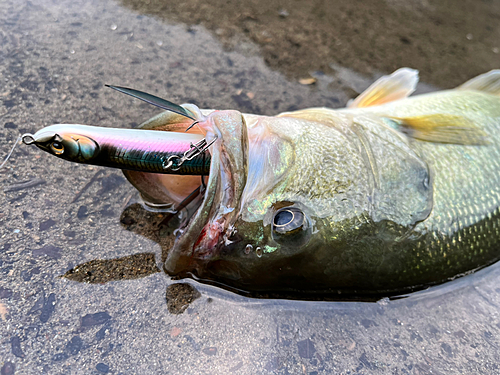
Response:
[[458, 70, 500, 96], [390, 114, 489, 145], [106, 85, 196, 120], [348, 68, 419, 108]]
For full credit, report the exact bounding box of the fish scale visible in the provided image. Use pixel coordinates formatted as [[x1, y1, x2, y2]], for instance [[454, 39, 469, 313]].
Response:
[[350, 90, 500, 289]]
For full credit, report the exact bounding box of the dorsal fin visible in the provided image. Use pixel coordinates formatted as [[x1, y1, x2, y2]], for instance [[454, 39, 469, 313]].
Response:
[[106, 85, 197, 120], [138, 104, 206, 136], [348, 68, 419, 108], [458, 70, 500, 96]]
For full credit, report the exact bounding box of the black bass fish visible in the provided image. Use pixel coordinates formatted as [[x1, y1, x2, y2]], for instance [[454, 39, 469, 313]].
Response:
[[26, 68, 500, 296]]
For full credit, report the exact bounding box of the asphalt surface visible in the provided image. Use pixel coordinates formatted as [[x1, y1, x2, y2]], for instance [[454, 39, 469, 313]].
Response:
[[1, 0, 500, 374]]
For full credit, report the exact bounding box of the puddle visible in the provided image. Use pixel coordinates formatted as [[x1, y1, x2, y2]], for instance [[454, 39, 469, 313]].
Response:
[[1, 0, 500, 373]]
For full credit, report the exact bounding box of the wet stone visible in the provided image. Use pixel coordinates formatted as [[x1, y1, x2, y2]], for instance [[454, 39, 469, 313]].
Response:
[[40, 293, 56, 323], [81, 312, 111, 327], [52, 352, 69, 362], [21, 270, 32, 281], [297, 339, 316, 359], [96, 326, 109, 341], [29, 295, 44, 315], [39, 219, 57, 231], [3, 100, 16, 108], [0, 287, 13, 299], [230, 362, 244, 372], [4, 122, 16, 129], [165, 283, 201, 314], [63, 229, 76, 238], [96, 363, 109, 373], [66, 336, 83, 355], [0, 362, 15, 375], [441, 342, 453, 357], [32, 245, 62, 259], [360, 319, 377, 328], [410, 331, 424, 342], [358, 352, 375, 371], [184, 335, 200, 351], [454, 330, 466, 339], [99, 205, 115, 217], [98, 175, 125, 194], [10, 336, 24, 358], [77, 205, 88, 219], [202, 347, 217, 356]]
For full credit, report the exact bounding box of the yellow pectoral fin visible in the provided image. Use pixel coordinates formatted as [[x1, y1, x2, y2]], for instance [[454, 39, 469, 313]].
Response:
[[391, 114, 489, 145], [348, 68, 419, 108]]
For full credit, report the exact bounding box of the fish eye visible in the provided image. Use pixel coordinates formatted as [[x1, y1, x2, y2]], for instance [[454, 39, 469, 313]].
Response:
[[272, 207, 311, 247], [50, 141, 64, 155]]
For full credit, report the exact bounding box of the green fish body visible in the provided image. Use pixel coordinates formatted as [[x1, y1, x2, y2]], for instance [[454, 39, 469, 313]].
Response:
[[27, 68, 500, 296], [146, 68, 500, 296]]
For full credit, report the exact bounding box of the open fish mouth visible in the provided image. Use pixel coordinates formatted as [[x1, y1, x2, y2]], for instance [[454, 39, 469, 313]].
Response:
[[163, 110, 249, 275]]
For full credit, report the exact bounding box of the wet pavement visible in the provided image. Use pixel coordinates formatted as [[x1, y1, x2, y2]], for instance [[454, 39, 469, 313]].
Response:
[[1, 0, 500, 373]]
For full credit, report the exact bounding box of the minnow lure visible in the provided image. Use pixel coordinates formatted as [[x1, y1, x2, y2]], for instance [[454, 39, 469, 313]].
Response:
[[21, 85, 216, 176], [21, 124, 212, 175]]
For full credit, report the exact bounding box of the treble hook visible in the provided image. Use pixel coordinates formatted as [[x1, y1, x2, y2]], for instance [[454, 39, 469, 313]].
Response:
[[162, 136, 217, 171]]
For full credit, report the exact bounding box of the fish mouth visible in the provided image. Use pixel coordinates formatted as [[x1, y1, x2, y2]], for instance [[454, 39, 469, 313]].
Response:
[[163, 110, 249, 275]]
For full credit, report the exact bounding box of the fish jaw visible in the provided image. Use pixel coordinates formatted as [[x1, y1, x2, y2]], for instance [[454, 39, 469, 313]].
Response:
[[163, 110, 249, 274]]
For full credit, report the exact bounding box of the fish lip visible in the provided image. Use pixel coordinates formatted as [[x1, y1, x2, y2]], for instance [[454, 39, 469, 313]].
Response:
[[163, 110, 248, 275], [163, 139, 222, 275]]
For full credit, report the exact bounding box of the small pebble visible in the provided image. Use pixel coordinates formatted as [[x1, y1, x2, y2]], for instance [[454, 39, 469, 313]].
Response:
[[1, 362, 15, 375], [96, 363, 109, 373], [278, 9, 289, 18]]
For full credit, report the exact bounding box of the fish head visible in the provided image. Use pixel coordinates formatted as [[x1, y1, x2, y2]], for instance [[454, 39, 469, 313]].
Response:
[[23, 124, 99, 162], [164, 107, 433, 294]]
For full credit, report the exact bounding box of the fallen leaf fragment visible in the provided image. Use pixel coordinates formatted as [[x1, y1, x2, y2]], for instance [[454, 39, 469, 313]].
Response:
[[299, 77, 317, 85], [0, 302, 8, 321], [170, 326, 182, 337]]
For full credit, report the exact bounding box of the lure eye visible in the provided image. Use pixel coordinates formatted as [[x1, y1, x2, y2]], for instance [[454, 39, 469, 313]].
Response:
[[272, 207, 311, 247], [50, 141, 64, 154]]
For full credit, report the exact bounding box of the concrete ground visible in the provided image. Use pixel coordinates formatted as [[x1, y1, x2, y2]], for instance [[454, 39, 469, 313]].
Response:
[[1, 0, 500, 374]]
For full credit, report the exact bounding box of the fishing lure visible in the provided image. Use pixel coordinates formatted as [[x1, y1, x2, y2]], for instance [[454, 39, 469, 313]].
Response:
[[20, 85, 215, 176]]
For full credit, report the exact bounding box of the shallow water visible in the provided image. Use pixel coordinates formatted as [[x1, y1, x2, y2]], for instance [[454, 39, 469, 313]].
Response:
[[1, 0, 500, 373]]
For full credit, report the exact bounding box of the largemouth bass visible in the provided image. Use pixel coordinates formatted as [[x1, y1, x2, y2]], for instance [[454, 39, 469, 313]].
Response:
[[26, 68, 500, 296]]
